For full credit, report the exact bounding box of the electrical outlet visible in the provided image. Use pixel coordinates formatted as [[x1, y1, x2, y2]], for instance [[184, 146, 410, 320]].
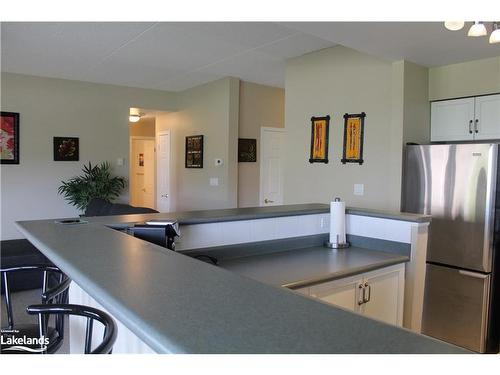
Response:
[[210, 177, 219, 186], [354, 184, 364, 196]]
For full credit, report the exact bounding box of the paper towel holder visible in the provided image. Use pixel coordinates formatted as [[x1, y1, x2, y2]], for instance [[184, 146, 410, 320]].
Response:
[[325, 238, 350, 249], [325, 197, 350, 249]]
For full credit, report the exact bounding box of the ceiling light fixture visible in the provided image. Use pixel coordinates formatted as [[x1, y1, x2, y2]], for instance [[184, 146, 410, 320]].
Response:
[[490, 22, 500, 44], [444, 21, 465, 31], [468, 21, 487, 37], [129, 114, 141, 123]]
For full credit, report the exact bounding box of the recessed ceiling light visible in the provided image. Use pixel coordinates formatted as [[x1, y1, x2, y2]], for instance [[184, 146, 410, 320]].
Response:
[[129, 114, 141, 123], [468, 21, 487, 37], [444, 21, 465, 31]]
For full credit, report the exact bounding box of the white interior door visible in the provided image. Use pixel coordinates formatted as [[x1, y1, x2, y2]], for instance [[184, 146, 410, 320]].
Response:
[[260, 127, 285, 206], [130, 138, 155, 209], [156, 131, 171, 212]]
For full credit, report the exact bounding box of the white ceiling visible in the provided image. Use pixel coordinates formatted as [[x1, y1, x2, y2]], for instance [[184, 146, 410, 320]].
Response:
[[1, 22, 499, 92]]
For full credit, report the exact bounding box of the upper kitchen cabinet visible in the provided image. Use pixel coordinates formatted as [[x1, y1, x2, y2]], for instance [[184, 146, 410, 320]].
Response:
[[431, 94, 500, 142], [431, 97, 475, 142], [474, 94, 500, 140]]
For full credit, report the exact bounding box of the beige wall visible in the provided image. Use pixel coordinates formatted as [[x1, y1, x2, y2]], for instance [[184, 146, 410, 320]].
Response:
[[238, 81, 284, 207], [155, 77, 240, 212], [129, 117, 155, 137], [1, 73, 178, 240], [283, 46, 429, 211], [403, 61, 430, 145], [429, 56, 500, 100]]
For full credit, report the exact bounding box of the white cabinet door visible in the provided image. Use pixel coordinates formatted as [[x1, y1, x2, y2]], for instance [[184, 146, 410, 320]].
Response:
[[361, 264, 405, 326], [474, 94, 500, 140], [431, 98, 475, 142], [309, 275, 363, 313], [303, 264, 405, 327]]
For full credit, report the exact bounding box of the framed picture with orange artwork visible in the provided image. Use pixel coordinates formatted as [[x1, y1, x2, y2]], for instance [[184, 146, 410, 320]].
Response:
[[309, 115, 330, 164], [341, 112, 366, 165]]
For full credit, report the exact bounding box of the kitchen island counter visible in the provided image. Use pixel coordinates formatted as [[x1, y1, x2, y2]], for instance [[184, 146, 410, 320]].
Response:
[[15, 207, 466, 354], [82, 203, 431, 228]]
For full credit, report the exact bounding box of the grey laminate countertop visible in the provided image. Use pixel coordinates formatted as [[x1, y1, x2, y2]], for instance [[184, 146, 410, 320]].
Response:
[[218, 246, 409, 289], [81, 203, 431, 227], [15, 217, 465, 354]]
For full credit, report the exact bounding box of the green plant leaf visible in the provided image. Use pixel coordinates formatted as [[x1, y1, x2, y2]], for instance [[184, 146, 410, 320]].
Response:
[[58, 161, 127, 212]]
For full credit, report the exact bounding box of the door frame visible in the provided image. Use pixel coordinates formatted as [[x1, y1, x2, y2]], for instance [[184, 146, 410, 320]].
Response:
[[259, 127, 286, 206], [156, 130, 172, 212], [129, 136, 156, 208]]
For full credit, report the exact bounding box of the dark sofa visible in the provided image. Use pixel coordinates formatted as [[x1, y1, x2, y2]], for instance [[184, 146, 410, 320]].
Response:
[[84, 198, 158, 217], [1, 199, 158, 293], [0, 239, 54, 293]]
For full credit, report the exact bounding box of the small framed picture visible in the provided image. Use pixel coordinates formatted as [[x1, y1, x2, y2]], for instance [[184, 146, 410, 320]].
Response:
[[1, 111, 20, 164], [341, 112, 366, 165], [54, 137, 79, 161], [238, 138, 257, 162], [185, 135, 204, 168], [309, 115, 330, 163]]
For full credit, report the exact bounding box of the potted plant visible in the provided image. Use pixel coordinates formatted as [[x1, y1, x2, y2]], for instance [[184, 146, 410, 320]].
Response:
[[58, 161, 126, 212]]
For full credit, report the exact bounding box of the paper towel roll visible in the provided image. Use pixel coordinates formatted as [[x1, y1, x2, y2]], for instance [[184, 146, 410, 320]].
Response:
[[330, 199, 346, 245]]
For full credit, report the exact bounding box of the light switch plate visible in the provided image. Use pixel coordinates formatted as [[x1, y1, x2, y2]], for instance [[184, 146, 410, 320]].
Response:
[[210, 178, 219, 186], [354, 183, 364, 196], [116, 158, 124, 166]]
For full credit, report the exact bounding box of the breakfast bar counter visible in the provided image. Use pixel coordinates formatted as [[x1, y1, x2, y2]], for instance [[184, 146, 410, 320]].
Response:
[[15, 204, 465, 354]]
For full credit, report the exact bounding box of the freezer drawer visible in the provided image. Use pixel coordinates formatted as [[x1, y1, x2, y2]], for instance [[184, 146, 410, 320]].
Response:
[[422, 263, 491, 352]]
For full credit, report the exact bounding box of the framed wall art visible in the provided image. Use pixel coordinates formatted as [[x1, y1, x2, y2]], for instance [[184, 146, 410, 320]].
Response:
[[54, 137, 79, 161], [185, 135, 204, 168], [238, 138, 257, 162], [341, 112, 366, 165], [309, 115, 330, 163], [1, 111, 20, 164]]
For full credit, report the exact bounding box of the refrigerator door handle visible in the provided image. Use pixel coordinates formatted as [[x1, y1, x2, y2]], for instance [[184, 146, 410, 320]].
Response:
[[458, 270, 489, 279], [482, 144, 498, 272]]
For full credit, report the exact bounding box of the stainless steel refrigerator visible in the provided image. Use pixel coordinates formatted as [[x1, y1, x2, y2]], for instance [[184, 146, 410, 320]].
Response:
[[402, 143, 500, 353]]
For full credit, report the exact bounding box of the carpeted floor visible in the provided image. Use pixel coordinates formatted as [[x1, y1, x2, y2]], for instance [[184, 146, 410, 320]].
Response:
[[1, 289, 70, 354]]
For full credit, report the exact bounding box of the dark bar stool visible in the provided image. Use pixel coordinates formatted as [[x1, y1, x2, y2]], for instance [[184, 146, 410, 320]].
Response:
[[1, 265, 71, 353], [27, 304, 117, 354]]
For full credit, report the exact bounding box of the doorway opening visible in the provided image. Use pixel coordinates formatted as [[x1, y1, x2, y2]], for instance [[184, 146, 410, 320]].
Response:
[[128, 108, 172, 212]]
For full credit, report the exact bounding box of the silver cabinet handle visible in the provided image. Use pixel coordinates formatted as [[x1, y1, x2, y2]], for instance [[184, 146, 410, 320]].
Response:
[[161, 194, 168, 198], [474, 119, 479, 134], [469, 120, 473, 134], [358, 283, 365, 305], [459, 270, 488, 279], [264, 198, 274, 204], [363, 282, 371, 303]]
